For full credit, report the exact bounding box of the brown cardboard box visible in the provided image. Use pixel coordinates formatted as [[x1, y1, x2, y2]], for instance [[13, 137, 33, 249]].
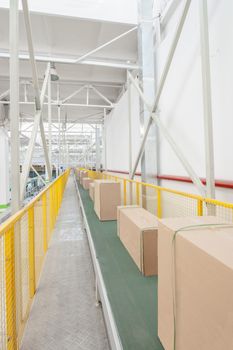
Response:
[[82, 177, 93, 190], [89, 182, 95, 201], [117, 206, 158, 276], [80, 171, 88, 185], [158, 216, 233, 350], [94, 180, 121, 221]]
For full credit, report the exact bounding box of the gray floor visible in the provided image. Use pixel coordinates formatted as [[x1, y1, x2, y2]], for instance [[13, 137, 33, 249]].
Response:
[[20, 176, 109, 350]]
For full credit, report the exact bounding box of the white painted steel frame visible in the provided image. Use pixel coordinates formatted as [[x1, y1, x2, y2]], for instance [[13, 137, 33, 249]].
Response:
[[199, 0, 215, 200], [74, 176, 123, 350], [10, 0, 20, 212], [130, 0, 207, 197]]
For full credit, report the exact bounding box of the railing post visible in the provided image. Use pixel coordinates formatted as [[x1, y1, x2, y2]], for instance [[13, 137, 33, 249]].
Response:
[[28, 207, 35, 298], [197, 199, 203, 216], [42, 194, 48, 252], [157, 189, 162, 218], [49, 187, 54, 231], [4, 227, 17, 350], [136, 183, 140, 206], [123, 179, 127, 206]]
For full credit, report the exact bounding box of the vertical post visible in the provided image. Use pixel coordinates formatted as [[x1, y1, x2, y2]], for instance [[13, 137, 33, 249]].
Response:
[[199, 0, 215, 207], [103, 108, 107, 172], [48, 62, 52, 179], [0, 128, 10, 207], [136, 182, 140, 206], [95, 125, 101, 171], [58, 105, 61, 175], [123, 179, 127, 206], [137, 0, 158, 208], [4, 228, 17, 350], [28, 207, 35, 298], [10, 0, 22, 336], [127, 71, 133, 204], [197, 199, 203, 216], [42, 194, 48, 252], [157, 189, 162, 218], [10, 0, 20, 213]]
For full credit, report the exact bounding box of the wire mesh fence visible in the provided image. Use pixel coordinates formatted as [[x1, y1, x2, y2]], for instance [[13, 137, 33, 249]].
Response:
[[84, 169, 233, 224], [0, 170, 69, 349]]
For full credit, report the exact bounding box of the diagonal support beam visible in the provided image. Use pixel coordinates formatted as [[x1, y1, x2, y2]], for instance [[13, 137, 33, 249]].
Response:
[[152, 115, 206, 196], [74, 26, 137, 64], [22, 0, 41, 109], [62, 85, 86, 104], [131, 0, 192, 176], [91, 85, 113, 106], [20, 66, 50, 200]]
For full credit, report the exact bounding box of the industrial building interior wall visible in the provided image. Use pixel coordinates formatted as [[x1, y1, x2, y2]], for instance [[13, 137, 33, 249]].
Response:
[[105, 82, 141, 173], [156, 0, 233, 202]]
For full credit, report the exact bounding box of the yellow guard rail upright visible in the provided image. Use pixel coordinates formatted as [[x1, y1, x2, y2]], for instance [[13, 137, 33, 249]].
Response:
[[79, 168, 233, 224], [0, 169, 69, 350]]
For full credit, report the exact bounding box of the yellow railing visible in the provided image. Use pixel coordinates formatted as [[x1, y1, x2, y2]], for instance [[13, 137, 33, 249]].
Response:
[[0, 169, 70, 350], [78, 169, 233, 223]]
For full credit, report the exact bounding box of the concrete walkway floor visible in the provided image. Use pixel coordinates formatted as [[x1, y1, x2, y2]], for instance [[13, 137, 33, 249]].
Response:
[[21, 176, 109, 350]]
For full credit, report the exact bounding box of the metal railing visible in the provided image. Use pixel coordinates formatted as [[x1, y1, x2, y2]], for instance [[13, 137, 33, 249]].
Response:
[[0, 169, 69, 350], [81, 169, 233, 223]]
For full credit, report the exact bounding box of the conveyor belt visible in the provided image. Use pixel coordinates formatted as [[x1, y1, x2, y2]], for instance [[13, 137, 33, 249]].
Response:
[[77, 182, 164, 350]]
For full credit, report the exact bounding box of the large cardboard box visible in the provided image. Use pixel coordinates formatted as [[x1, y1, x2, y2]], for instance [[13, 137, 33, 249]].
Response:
[[94, 180, 121, 221], [80, 171, 88, 185], [117, 206, 158, 276], [158, 216, 233, 350], [82, 177, 93, 190], [89, 182, 95, 201]]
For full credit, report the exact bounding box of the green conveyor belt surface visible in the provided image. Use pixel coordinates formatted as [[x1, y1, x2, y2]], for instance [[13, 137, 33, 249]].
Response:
[[78, 183, 164, 350]]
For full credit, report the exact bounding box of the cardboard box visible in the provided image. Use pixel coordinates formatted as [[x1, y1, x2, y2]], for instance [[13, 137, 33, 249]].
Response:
[[79, 171, 88, 185], [117, 206, 158, 276], [82, 177, 93, 190], [158, 216, 233, 350], [89, 182, 95, 201], [94, 180, 121, 221]]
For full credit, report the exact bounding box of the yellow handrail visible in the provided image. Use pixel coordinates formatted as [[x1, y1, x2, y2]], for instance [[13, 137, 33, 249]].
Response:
[[77, 169, 233, 220], [0, 169, 70, 349]]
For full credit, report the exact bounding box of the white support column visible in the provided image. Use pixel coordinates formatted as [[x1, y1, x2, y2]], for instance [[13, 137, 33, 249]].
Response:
[[95, 126, 101, 171], [58, 104, 61, 175], [10, 0, 22, 334], [47, 62, 52, 178], [0, 128, 10, 207], [137, 0, 158, 189], [10, 0, 20, 213], [103, 108, 107, 171], [199, 0, 215, 201]]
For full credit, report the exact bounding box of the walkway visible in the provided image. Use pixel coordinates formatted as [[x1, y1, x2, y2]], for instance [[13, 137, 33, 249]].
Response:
[[21, 176, 109, 350]]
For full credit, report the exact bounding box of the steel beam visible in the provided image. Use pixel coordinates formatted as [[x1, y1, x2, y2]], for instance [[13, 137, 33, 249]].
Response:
[[153, 115, 206, 196], [131, 0, 191, 178], [20, 67, 50, 200], [91, 85, 113, 106], [0, 101, 115, 109], [47, 62, 52, 176], [74, 26, 138, 64], [22, 0, 41, 109], [199, 0, 215, 201], [62, 85, 86, 104], [10, 0, 20, 212], [0, 51, 139, 70]]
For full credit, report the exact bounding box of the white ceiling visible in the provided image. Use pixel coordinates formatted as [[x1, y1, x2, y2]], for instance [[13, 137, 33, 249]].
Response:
[[0, 5, 138, 123], [0, 0, 138, 25]]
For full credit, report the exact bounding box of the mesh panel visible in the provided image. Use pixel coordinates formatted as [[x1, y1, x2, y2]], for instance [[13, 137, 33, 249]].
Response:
[[0, 234, 6, 350], [161, 191, 198, 218], [34, 199, 45, 285], [0, 170, 70, 349], [20, 213, 29, 321]]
